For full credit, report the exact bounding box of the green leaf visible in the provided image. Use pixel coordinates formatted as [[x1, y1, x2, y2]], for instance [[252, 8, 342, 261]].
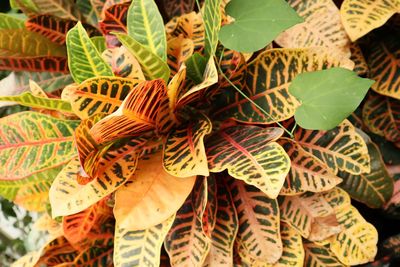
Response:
[[115, 32, 170, 82], [0, 92, 73, 113], [127, 0, 167, 61], [0, 13, 25, 29], [203, 0, 222, 57], [219, 0, 303, 52], [66, 22, 114, 83], [185, 52, 207, 84], [289, 67, 374, 130], [90, 36, 107, 54]]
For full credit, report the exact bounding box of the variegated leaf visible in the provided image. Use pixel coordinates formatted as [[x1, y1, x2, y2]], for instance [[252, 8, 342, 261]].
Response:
[[163, 115, 211, 177], [293, 120, 370, 175], [89, 79, 168, 143], [206, 125, 290, 198], [114, 151, 196, 230], [275, 0, 351, 58], [160, 0, 196, 20], [50, 136, 145, 217], [11, 251, 41, 267], [167, 36, 194, 77], [322, 187, 351, 212], [213, 48, 354, 124], [115, 32, 170, 82], [340, 0, 400, 41], [164, 177, 210, 267], [99, 2, 129, 47], [35, 236, 79, 266], [0, 112, 78, 180], [114, 215, 175, 267], [102, 46, 145, 80], [0, 13, 25, 29], [62, 76, 140, 119], [31, 0, 80, 20], [127, 0, 167, 60], [280, 193, 342, 241], [228, 179, 282, 262], [363, 93, 400, 142], [339, 141, 393, 208], [350, 43, 368, 76], [278, 138, 342, 195], [203, 0, 221, 57], [66, 22, 114, 83], [303, 241, 346, 267], [57, 246, 114, 267]]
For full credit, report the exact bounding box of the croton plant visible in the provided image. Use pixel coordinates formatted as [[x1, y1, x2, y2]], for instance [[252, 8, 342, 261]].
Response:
[[1, 0, 400, 266]]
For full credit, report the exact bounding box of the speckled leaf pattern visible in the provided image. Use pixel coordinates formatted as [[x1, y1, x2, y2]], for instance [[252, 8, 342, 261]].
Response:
[[167, 36, 194, 77], [61, 76, 140, 120], [338, 142, 393, 208], [363, 93, 400, 142], [214, 48, 354, 124], [66, 22, 114, 83], [163, 115, 211, 178], [114, 215, 175, 267], [206, 125, 290, 198], [293, 120, 370, 175], [278, 138, 342, 195], [280, 193, 342, 241], [303, 241, 346, 267], [127, 0, 167, 60], [0, 112, 78, 180], [102, 46, 145, 80], [275, 0, 351, 57], [114, 151, 196, 230], [340, 0, 400, 41], [228, 179, 282, 263]]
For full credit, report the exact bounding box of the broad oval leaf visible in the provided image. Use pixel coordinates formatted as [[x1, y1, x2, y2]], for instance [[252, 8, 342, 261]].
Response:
[[275, 0, 351, 57], [206, 125, 290, 198], [163, 115, 211, 178], [114, 215, 175, 267], [340, 0, 400, 41], [293, 120, 370, 175], [115, 32, 170, 82], [127, 0, 167, 61], [289, 67, 374, 130], [62, 76, 141, 119], [214, 48, 354, 124], [114, 151, 196, 230], [338, 142, 394, 208], [278, 138, 342, 195], [219, 0, 303, 52], [66, 22, 114, 83], [0, 112, 78, 180], [303, 241, 346, 267], [228, 179, 282, 262], [50, 137, 145, 217], [102, 46, 145, 80], [363, 93, 400, 142]]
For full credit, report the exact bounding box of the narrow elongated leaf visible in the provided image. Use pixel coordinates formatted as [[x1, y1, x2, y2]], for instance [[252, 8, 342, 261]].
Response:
[[0, 112, 78, 180], [289, 67, 373, 130], [0, 56, 69, 73], [294, 120, 370, 175], [90, 79, 168, 143], [66, 22, 114, 83], [228, 179, 282, 262], [15, 72, 73, 94], [26, 15, 100, 45], [304, 242, 346, 267], [278, 138, 342, 195], [203, 0, 221, 57], [114, 151, 196, 230], [102, 47, 145, 80], [280, 193, 342, 241], [0, 13, 25, 29], [165, 177, 210, 267], [127, 0, 167, 60], [50, 137, 145, 217], [339, 142, 394, 208], [363, 93, 400, 142], [203, 176, 238, 266], [62, 76, 140, 119], [31, 0, 80, 20], [163, 115, 211, 177], [214, 48, 354, 124], [114, 215, 175, 267], [0, 92, 72, 113], [206, 125, 290, 198], [275, 0, 351, 57], [340, 0, 400, 41], [219, 0, 303, 52], [116, 33, 170, 82]]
